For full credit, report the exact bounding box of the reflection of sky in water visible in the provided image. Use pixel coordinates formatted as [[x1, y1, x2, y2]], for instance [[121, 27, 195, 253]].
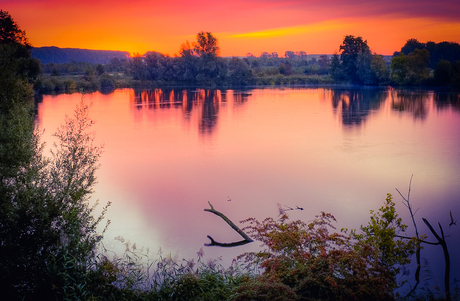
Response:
[[35, 88, 460, 292]]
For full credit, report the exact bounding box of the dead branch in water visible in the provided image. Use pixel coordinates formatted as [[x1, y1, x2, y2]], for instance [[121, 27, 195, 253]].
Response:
[[204, 202, 253, 247]]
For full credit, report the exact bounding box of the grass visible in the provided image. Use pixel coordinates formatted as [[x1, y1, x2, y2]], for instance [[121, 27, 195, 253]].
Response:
[[69, 237, 261, 301]]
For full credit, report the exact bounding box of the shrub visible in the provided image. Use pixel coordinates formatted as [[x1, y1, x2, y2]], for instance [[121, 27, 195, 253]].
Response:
[[239, 210, 401, 301]]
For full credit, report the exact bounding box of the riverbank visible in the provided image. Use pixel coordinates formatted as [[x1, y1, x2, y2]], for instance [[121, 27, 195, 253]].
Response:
[[34, 72, 335, 94]]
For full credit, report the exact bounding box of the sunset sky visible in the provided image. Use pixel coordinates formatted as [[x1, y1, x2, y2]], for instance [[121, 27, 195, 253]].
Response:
[[3, 0, 460, 56]]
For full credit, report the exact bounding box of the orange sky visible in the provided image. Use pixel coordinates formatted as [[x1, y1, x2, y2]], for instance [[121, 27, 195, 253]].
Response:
[[3, 0, 460, 56]]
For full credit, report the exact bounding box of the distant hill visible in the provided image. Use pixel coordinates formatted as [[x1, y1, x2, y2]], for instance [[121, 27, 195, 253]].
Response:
[[31, 46, 130, 64]]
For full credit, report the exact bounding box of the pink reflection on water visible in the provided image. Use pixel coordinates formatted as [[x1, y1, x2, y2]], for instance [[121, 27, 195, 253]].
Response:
[[36, 88, 460, 283]]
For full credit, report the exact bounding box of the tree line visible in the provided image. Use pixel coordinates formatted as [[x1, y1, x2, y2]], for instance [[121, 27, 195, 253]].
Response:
[[330, 35, 460, 87], [35, 33, 460, 93]]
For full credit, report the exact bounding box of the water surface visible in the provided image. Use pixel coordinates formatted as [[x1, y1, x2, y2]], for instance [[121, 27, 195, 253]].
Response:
[[36, 87, 460, 286]]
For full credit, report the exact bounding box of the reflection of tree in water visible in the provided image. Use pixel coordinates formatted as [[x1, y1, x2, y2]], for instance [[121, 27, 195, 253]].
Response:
[[198, 90, 220, 135], [33, 94, 44, 121], [331, 89, 387, 127], [232, 90, 251, 106], [131, 88, 252, 136], [133, 89, 184, 110], [391, 90, 429, 120], [433, 92, 460, 113]]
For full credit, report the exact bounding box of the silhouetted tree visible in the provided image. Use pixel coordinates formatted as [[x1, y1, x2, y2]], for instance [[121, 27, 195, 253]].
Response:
[[400, 38, 426, 55], [339, 35, 369, 83], [0, 11, 39, 88], [0, 10, 29, 45], [318, 55, 330, 69], [391, 49, 430, 86], [228, 57, 253, 86], [284, 50, 296, 59], [434, 59, 453, 86], [330, 53, 345, 81], [194, 31, 219, 57], [356, 48, 376, 84]]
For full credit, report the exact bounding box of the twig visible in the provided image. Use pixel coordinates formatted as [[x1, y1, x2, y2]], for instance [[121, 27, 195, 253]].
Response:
[[396, 175, 422, 296], [204, 202, 253, 247]]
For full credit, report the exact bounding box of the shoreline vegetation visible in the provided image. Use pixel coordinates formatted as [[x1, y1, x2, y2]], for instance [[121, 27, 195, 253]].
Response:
[[1, 9, 459, 300], [33, 33, 460, 94]]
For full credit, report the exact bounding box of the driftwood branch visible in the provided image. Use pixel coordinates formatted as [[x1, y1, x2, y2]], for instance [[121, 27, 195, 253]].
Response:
[[204, 201, 253, 247]]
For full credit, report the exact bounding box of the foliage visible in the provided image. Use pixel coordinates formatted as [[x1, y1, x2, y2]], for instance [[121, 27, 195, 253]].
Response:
[[356, 48, 377, 85], [233, 277, 298, 301], [194, 31, 220, 57], [433, 59, 453, 86], [0, 96, 110, 299], [330, 53, 346, 81], [400, 39, 426, 56], [0, 10, 29, 45], [0, 14, 110, 294], [351, 194, 417, 287], [228, 56, 254, 86], [339, 35, 370, 83], [239, 211, 398, 301], [330, 35, 390, 85], [391, 49, 431, 86], [399, 38, 460, 68], [85, 241, 255, 301], [390, 53, 409, 85], [371, 54, 391, 84]]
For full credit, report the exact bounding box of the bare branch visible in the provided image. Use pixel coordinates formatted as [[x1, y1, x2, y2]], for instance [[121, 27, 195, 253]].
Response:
[[396, 175, 422, 297], [394, 234, 439, 245], [423, 218, 452, 301], [204, 202, 253, 247]]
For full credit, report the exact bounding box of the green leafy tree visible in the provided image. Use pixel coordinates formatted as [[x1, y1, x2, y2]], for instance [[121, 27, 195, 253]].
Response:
[[406, 49, 431, 85], [330, 53, 345, 81], [0, 13, 110, 299], [144, 51, 167, 80], [351, 193, 417, 288], [356, 48, 376, 85], [390, 53, 408, 85], [339, 35, 369, 83], [228, 57, 253, 86], [356, 51, 390, 85], [371, 54, 390, 84], [1, 96, 110, 299], [391, 49, 431, 86], [129, 53, 148, 80], [179, 32, 227, 86]]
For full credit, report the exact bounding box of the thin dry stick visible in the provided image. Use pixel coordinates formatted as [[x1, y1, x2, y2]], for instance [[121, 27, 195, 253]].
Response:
[[396, 175, 421, 295], [397, 176, 452, 301], [204, 201, 253, 247]]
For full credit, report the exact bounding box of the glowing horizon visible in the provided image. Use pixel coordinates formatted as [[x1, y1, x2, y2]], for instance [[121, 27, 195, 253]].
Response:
[[3, 0, 460, 56]]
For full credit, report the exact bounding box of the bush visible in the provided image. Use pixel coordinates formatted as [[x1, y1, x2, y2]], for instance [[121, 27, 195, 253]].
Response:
[[0, 96, 110, 299], [238, 208, 411, 301]]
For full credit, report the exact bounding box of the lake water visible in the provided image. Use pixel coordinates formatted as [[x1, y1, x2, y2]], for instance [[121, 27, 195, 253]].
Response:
[[35, 87, 460, 288]]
